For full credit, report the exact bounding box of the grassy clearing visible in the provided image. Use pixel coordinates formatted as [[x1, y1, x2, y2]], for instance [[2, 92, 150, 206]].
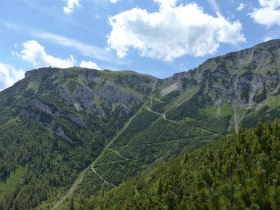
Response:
[[0, 167, 27, 201], [27, 81, 39, 92]]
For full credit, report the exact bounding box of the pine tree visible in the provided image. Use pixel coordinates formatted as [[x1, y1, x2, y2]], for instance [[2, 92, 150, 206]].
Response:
[[183, 150, 189, 163], [69, 197, 75, 210], [157, 179, 163, 196]]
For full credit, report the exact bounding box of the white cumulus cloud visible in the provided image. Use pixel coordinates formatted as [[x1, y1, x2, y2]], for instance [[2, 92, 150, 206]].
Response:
[[80, 61, 100, 69], [64, 0, 81, 15], [250, 0, 280, 26], [0, 63, 25, 91], [107, 1, 245, 61], [17, 40, 76, 68]]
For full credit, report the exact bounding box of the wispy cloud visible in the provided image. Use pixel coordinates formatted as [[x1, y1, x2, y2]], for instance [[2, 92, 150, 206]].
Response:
[[32, 31, 113, 62], [19, 0, 96, 34], [19, 0, 58, 19], [3, 22, 122, 64], [206, 0, 221, 15]]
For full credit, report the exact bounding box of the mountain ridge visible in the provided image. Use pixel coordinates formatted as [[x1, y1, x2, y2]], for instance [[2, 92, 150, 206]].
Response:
[[3, 38, 278, 95]]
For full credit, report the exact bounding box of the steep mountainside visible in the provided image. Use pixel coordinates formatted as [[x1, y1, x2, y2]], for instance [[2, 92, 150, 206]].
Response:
[[0, 40, 279, 209], [0, 67, 156, 209], [85, 120, 280, 210], [155, 40, 280, 133], [69, 39, 280, 210]]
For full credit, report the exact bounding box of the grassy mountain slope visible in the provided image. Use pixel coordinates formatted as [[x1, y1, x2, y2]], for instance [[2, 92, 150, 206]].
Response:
[[0, 67, 156, 209], [84, 120, 280, 210], [0, 40, 279, 209], [71, 107, 219, 207], [54, 40, 280, 209]]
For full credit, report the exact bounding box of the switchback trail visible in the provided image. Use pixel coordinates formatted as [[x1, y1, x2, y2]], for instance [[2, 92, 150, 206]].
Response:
[[90, 166, 117, 188], [146, 107, 219, 136], [95, 159, 131, 166], [109, 148, 129, 161], [51, 81, 158, 209]]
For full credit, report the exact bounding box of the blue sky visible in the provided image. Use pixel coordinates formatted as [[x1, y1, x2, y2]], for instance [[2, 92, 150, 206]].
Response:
[[0, 0, 280, 90]]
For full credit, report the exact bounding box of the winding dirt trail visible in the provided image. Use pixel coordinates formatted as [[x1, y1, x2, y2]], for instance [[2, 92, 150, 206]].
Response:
[[109, 148, 129, 161], [146, 106, 218, 136], [90, 166, 117, 188], [51, 81, 158, 209], [51, 168, 88, 210]]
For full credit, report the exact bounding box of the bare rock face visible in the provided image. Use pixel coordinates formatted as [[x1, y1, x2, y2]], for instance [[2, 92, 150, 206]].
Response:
[[24, 67, 56, 81], [57, 83, 94, 112], [32, 99, 55, 116], [97, 85, 142, 108], [55, 126, 76, 144], [158, 39, 280, 108], [151, 40, 280, 133], [16, 67, 156, 144], [11, 40, 280, 144], [20, 98, 87, 144]]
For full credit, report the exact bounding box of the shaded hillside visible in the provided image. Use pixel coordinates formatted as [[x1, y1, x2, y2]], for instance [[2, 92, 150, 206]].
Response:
[[84, 120, 280, 210]]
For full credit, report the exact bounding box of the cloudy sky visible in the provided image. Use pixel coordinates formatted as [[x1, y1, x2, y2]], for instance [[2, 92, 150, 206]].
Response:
[[0, 0, 280, 90]]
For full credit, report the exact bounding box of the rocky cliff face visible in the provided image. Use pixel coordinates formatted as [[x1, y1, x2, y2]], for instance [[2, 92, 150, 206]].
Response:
[[154, 40, 280, 132], [1, 41, 280, 143], [2, 67, 157, 144]]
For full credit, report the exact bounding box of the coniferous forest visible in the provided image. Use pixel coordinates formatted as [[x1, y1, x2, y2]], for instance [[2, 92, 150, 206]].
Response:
[[84, 120, 280, 210]]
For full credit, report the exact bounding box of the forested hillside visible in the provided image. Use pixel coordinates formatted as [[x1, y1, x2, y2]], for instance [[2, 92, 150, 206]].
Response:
[[84, 120, 280, 210], [0, 68, 156, 209], [0, 40, 279, 209]]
